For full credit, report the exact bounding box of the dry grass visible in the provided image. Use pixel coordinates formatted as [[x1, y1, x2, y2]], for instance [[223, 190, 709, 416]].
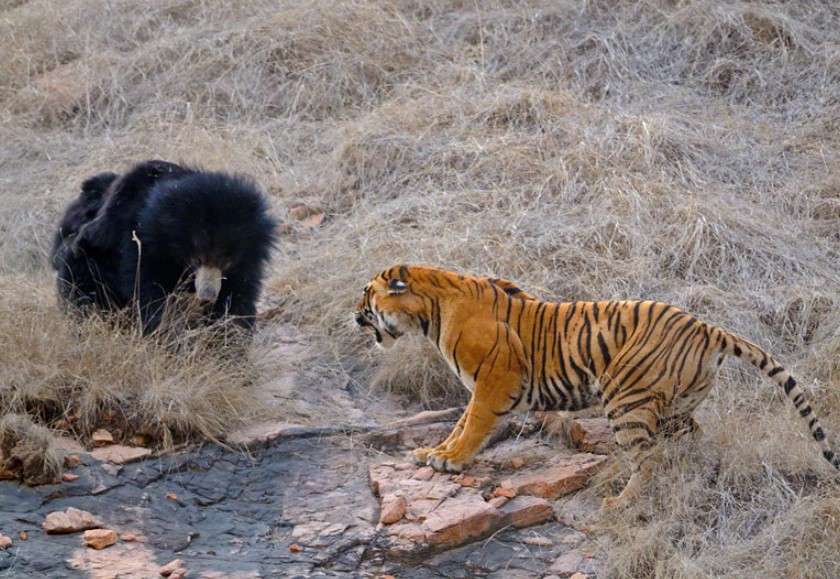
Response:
[[0, 274, 263, 448], [0, 413, 67, 485], [3, 0, 840, 573]]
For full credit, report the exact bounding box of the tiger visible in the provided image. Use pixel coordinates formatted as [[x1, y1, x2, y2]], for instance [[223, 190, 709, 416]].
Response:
[[354, 264, 840, 509]]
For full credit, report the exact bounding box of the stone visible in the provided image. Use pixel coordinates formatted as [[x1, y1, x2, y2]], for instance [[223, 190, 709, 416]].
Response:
[[101, 463, 122, 478], [289, 203, 318, 220], [570, 573, 589, 579], [569, 418, 616, 454], [510, 457, 526, 469], [43, 507, 102, 534], [549, 551, 595, 577], [91, 430, 114, 447], [492, 486, 517, 499], [0, 534, 11, 549], [369, 459, 572, 555], [18, 531, 27, 541], [120, 533, 137, 542], [488, 496, 509, 509], [159, 559, 185, 576], [412, 466, 435, 481], [497, 496, 553, 528], [422, 497, 502, 547], [62, 473, 80, 482], [287, 203, 325, 228], [67, 542, 160, 577], [379, 495, 407, 525], [89, 444, 151, 465], [83, 529, 117, 550], [502, 454, 607, 500], [453, 474, 478, 487]]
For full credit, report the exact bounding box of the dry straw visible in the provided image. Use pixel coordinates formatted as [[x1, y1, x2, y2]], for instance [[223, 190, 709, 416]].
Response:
[[2, 0, 840, 574]]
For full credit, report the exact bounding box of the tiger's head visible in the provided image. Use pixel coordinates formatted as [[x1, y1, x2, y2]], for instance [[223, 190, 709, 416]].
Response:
[[354, 266, 428, 350]]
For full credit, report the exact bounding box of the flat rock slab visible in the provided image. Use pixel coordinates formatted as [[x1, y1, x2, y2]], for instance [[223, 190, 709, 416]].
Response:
[[0, 416, 604, 576], [502, 454, 608, 499], [89, 445, 152, 465]]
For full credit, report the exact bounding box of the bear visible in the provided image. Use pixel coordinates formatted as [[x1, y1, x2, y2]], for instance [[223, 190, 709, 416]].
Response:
[[50, 171, 120, 309], [52, 160, 277, 334]]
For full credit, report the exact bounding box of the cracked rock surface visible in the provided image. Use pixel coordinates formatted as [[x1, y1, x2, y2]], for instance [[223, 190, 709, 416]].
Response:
[[0, 415, 610, 577]]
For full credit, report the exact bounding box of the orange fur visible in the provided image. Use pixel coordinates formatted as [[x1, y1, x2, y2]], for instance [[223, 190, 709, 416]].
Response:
[[355, 265, 838, 508]]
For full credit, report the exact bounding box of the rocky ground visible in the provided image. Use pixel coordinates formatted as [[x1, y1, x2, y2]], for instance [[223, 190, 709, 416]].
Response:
[[0, 409, 615, 578]]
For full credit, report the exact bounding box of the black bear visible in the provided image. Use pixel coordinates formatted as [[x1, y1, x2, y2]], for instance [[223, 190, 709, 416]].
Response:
[[52, 160, 277, 334], [51, 171, 120, 309]]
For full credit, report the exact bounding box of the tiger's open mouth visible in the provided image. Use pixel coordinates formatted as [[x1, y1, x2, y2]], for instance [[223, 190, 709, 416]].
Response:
[[354, 309, 401, 346]]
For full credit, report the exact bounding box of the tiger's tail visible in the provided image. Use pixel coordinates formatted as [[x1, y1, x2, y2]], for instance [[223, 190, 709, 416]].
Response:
[[720, 330, 839, 469]]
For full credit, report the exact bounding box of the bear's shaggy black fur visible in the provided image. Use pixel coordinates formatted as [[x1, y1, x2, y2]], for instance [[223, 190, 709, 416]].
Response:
[[52, 160, 277, 334], [51, 171, 120, 309]]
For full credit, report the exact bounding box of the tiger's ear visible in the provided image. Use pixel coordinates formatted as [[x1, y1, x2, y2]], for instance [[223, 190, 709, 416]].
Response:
[[387, 279, 409, 295]]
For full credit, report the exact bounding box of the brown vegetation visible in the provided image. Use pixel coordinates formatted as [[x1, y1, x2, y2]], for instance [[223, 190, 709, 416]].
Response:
[[3, 0, 840, 574]]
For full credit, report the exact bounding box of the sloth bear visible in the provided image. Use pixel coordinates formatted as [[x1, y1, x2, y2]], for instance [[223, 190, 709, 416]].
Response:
[[52, 160, 277, 334], [51, 170, 120, 309]]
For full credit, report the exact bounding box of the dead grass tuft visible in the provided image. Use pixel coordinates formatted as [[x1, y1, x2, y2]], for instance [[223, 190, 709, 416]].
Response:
[[0, 275, 262, 449], [4, 0, 840, 572], [0, 413, 66, 485]]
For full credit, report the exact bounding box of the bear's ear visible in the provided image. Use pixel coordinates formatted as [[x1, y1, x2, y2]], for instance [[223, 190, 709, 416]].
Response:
[[387, 279, 408, 295]]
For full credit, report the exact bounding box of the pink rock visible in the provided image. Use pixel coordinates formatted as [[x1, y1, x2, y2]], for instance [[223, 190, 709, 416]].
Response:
[[43, 508, 102, 534], [0, 535, 11, 549], [412, 466, 436, 481], [570, 418, 616, 454], [502, 454, 607, 500], [488, 496, 509, 509], [369, 463, 396, 496], [498, 496, 553, 528], [83, 529, 117, 550], [159, 559, 185, 577], [91, 429, 114, 446], [379, 495, 407, 525], [422, 497, 502, 547], [89, 445, 151, 465]]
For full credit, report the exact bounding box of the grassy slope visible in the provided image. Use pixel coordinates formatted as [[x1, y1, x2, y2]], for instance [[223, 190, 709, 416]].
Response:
[[3, 0, 840, 574]]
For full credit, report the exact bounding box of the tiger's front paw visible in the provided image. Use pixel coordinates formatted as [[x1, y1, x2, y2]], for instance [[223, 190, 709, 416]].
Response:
[[409, 447, 435, 465], [426, 450, 466, 473]]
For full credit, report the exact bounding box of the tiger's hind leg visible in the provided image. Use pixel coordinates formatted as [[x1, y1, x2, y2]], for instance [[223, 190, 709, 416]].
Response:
[[658, 413, 702, 439], [601, 389, 668, 511]]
